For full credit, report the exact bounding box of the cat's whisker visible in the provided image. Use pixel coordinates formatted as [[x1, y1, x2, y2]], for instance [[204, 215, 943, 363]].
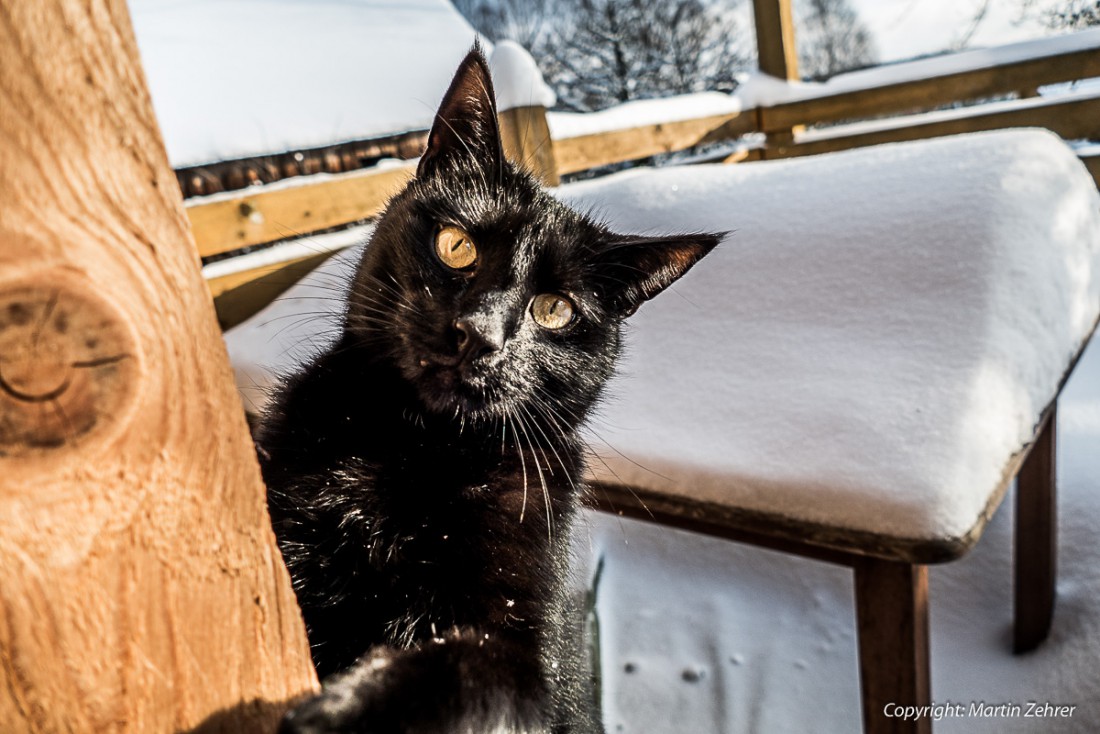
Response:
[[527, 401, 582, 486], [512, 409, 553, 543], [527, 386, 657, 523], [505, 411, 530, 525], [516, 403, 555, 477]]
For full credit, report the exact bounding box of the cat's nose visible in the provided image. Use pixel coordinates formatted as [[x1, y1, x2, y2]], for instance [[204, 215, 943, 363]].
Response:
[[453, 317, 502, 363]]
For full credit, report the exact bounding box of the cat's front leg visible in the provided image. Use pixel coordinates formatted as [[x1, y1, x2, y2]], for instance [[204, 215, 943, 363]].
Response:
[[280, 629, 551, 734]]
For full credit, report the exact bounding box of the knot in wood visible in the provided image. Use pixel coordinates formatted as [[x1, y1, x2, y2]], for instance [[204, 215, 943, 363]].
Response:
[[0, 282, 137, 457]]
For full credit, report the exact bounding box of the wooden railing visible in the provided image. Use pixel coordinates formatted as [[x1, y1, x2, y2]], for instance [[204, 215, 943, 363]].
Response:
[[193, 8, 1100, 330]]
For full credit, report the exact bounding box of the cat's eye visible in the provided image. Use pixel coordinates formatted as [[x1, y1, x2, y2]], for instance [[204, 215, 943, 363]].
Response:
[[435, 225, 477, 271], [530, 294, 575, 330]]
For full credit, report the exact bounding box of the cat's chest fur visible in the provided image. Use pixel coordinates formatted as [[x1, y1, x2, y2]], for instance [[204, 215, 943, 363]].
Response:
[[262, 342, 579, 678]]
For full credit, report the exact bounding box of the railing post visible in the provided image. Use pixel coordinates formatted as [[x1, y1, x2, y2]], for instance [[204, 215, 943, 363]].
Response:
[[752, 0, 801, 156], [753, 0, 799, 83], [490, 40, 561, 186], [498, 105, 560, 186]]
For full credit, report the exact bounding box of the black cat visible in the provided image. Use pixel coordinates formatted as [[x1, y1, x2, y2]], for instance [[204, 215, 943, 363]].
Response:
[[258, 47, 720, 734]]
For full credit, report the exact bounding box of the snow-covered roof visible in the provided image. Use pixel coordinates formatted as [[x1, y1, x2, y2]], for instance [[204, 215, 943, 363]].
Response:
[[130, 0, 480, 168]]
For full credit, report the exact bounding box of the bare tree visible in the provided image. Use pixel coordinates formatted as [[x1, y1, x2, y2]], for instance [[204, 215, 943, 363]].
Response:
[[451, 0, 556, 50], [950, 0, 992, 51], [1045, 0, 1100, 28], [453, 0, 750, 112], [1013, 0, 1099, 29], [795, 0, 877, 80], [543, 0, 750, 111]]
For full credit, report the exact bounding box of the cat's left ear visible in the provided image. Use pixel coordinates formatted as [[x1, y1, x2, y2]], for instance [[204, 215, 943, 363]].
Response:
[[588, 233, 723, 317], [418, 44, 503, 178]]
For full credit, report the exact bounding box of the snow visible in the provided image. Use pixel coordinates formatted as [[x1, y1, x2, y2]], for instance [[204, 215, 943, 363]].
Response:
[[129, 0, 480, 168], [223, 129, 1100, 730], [735, 26, 1100, 108], [548, 93, 743, 140], [489, 41, 556, 111], [567, 129, 1100, 543]]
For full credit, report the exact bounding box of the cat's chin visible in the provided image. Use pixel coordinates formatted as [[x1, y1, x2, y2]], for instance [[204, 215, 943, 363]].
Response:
[[408, 361, 506, 423]]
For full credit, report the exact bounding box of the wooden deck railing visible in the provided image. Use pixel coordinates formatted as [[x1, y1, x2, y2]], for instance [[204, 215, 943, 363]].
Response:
[[192, 5, 1100, 330]]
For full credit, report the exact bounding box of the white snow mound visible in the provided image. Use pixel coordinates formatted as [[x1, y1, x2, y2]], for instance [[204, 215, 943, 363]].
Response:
[[565, 128, 1100, 544]]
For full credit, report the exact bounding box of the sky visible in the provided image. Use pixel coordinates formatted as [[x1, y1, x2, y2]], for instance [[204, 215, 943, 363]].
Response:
[[845, 0, 1070, 62]]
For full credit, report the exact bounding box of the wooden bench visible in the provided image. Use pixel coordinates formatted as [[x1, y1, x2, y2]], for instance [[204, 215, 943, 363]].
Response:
[[564, 129, 1100, 733]]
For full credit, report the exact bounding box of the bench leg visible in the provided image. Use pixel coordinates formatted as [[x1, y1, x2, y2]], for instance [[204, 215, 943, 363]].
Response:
[[1014, 405, 1057, 653], [854, 559, 931, 734]]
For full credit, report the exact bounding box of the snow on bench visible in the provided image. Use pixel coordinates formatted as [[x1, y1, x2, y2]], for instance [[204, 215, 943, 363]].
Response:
[[565, 128, 1099, 559]]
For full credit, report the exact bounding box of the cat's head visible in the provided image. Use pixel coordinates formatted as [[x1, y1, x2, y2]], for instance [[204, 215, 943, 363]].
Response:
[[347, 47, 720, 430]]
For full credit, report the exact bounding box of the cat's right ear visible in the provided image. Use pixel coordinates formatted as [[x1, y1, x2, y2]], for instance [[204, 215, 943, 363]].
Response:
[[418, 45, 504, 178], [587, 232, 723, 317]]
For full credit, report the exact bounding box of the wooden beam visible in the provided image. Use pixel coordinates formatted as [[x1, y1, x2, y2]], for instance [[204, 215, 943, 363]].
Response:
[[586, 481, 967, 565], [553, 112, 753, 175], [770, 93, 1100, 159], [762, 45, 1100, 132], [753, 0, 799, 82], [0, 1, 318, 730], [186, 163, 415, 258], [499, 105, 560, 186]]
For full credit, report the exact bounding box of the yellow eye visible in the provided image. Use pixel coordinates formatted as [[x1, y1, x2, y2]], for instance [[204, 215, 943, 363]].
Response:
[[531, 294, 575, 330], [435, 225, 477, 270]]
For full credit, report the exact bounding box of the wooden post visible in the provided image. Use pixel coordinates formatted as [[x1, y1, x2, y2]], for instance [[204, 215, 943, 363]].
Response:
[[854, 560, 931, 734], [498, 106, 560, 186], [0, 1, 318, 731], [752, 0, 801, 156], [1014, 406, 1057, 653], [753, 0, 800, 83]]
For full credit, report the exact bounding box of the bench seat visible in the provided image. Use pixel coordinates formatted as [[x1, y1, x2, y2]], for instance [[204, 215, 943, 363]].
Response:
[[566, 129, 1100, 564]]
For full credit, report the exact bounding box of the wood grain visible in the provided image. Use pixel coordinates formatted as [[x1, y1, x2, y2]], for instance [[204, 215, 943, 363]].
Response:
[[0, 1, 318, 731]]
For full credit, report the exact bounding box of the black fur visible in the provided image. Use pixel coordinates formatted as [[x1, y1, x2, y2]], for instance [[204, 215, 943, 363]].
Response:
[[259, 47, 720, 734]]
